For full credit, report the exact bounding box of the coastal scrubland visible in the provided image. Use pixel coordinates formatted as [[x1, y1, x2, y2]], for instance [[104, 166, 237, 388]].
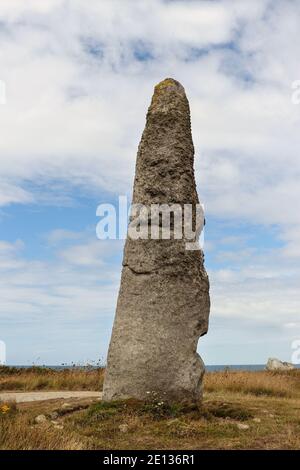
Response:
[[1, 366, 300, 450]]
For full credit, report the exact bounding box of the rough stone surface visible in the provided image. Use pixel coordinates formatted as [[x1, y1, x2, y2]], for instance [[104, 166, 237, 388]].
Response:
[[266, 358, 295, 371], [103, 78, 210, 403], [35, 414, 47, 424], [237, 423, 250, 430]]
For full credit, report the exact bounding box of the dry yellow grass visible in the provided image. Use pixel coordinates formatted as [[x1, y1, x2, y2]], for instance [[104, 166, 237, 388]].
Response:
[[0, 366, 104, 391], [0, 413, 85, 450], [1, 367, 300, 450], [1, 366, 298, 399], [204, 369, 300, 398]]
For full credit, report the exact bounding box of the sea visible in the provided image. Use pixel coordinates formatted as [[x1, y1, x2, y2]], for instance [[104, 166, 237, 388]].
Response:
[[6, 364, 300, 371]]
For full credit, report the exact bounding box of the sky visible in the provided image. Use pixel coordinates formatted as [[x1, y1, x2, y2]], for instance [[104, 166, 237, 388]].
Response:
[[0, 0, 300, 366]]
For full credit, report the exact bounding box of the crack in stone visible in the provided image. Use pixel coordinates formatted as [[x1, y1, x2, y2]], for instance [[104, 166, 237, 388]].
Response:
[[103, 78, 210, 404]]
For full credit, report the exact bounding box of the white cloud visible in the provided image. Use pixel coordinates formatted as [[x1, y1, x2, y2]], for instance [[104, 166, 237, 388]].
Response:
[[58, 239, 122, 267], [46, 229, 83, 246], [0, 181, 34, 206], [0, 0, 300, 362], [0, 0, 298, 238], [0, 236, 121, 323], [279, 226, 300, 258], [210, 251, 300, 331], [0, 239, 25, 269]]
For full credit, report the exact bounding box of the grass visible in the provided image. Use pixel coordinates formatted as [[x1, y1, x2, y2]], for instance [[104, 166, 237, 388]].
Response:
[[1, 367, 300, 449], [204, 369, 300, 398], [0, 366, 105, 391]]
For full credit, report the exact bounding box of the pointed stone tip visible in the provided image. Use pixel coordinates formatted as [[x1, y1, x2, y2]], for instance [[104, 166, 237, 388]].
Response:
[[155, 77, 184, 89], [154, 78, 185, 96], [150, 78, 188, 114]]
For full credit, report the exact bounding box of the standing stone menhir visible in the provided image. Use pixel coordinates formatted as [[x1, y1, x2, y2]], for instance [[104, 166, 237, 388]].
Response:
[[103, 78, 210, 403]]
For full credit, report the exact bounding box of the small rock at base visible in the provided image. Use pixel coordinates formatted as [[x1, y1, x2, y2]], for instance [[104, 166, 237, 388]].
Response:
[[35, 414, 47, 424], [119, 424, 129, 433], [237, 423, 250, 430]]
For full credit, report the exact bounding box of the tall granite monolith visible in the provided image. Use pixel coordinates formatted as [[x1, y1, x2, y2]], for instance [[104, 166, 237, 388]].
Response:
[[103, 78, 210, 403]]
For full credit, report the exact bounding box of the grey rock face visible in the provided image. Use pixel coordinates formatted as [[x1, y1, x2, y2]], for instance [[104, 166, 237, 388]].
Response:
[[266, 358, 295, 371], [103, 78, 210, 403]]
